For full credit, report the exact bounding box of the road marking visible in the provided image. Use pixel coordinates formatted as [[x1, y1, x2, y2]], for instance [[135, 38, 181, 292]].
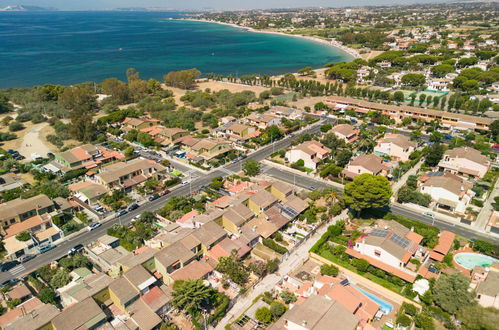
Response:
[[9, 265, 25, 275]]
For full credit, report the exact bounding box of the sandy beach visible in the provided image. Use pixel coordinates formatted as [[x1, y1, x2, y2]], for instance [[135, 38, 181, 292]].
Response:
[[175, 18, 361, 60]]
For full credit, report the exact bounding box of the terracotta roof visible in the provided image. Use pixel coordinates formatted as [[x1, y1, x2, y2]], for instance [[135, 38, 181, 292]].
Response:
[[444, 147, 490, 166], [98, 158, 165, 184], [293, 140, 331, 157], [140, 285, 171, 313], [348, 154, 389, 174], [0, 297, 43, 327], [377, 134, 417, 149], [176, 210, 199, 224], [209, 237, 251, 260], [331, 124, 357, 137], [170, 260, 213, 281], [432, 231, 456, 256], [4, 215, 50, 238], [6, 283, 31, 300]]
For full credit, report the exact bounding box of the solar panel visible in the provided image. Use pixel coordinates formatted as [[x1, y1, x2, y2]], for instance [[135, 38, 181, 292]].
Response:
[[370, 229, 389, 237], [277, 204, 299, 219], [390, 233, 410, 248]]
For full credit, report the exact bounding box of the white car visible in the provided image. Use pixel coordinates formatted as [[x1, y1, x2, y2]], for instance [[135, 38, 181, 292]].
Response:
[[86, 223, 102, 231]]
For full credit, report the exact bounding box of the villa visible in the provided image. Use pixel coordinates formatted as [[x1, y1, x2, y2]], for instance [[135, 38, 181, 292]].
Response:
[[285, 141, 331, 170], [342, 154, 390, 179], [330, 124, 359, 143], [438, 147, 490, 179], [374, 134, 417, 162]]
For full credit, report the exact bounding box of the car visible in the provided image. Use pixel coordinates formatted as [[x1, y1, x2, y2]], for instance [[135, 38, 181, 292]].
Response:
[[182, 181, 189, 185], [309, 185, 315, 190], [128, 203, 139, 211], [38, 244, 56, 254], [87, 223, 102, 231], [94, 205, 104, 213], [68, 244, 84, 255], [422, 212, 435, 219], [160, 189, 170, 196], [6, 149, 16, 154], [493, 144, 499, 149], [47, 152, 55, 158], [0, 278, 20, 289], [19, 254, 36, 263], [0, 261, 20, 272], [116, 209, 128, 217], [131, 214, 141, 222], [148, 193, 160, 201]]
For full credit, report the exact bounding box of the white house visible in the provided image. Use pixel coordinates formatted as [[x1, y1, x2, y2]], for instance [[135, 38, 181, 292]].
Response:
[[374, 133, 417, 162], [285, 141, 331, 170], [438, 147, 490, 179], [427, 78, 451, 92]]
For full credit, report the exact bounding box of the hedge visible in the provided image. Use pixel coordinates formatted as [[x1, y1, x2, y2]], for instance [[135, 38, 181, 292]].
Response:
[[263, 238, 288, 254]]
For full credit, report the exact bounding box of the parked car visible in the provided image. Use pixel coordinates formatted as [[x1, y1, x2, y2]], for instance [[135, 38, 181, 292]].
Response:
[[131, 214, 141, 222], [128, 203, 139, 211], [19, 254, 36, 263], [68, 244, 84, 255], [116, 209, 128, 217], [493, 144, 499, 149], [38, 244, 56, 254], [0, 261, 20, 272], [87, 223, 102, 231], [160, 189, 170, 196], [422, 212, 435, 219], [148, 193, 160, 201], [0, 278, 20, 289]]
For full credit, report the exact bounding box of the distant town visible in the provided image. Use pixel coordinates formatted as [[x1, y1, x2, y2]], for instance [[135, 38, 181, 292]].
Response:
[[0, 2, 497, 330]]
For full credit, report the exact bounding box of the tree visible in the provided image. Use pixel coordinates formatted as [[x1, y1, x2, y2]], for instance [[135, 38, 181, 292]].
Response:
[[351, 258, 370, 272], [270, 302, 287, 318], [281, 290, 297, 304], [321, 123, 332, 132], [8, 121, 24, 132], [320, 264, 339, 277], [396, 314, 412, 327], [458, 305, 499, 330], [490, 120, 499, 142], [243, 159, 261, 176], [0, 94, 13, 114], [431, 64, 454, 78], [50, 268, 71, 288], [424, 143, 445, 167], [414, 314, 435, 330], [172, 280, 215, 316], [432, 273, 475, 314], [216, 255, 249, 286], [336, 149, 353, 167], [15, 231, 31, 241], [255, 307, 272, 323], [59, 86, 97, 142], [393, 91, 405, 103], [344, 174, 392, 215], [163, 68, 201, 89], [401, 73, 426, 88], [124, 146, 134, 158], [38, 287, 57, 305]]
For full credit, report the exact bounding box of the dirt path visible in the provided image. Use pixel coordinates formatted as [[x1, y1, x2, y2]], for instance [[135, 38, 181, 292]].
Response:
[[18, 122, 53, 159]]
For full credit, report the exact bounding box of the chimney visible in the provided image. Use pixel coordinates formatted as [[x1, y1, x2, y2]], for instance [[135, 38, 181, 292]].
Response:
[[252, 225, 256, 232]]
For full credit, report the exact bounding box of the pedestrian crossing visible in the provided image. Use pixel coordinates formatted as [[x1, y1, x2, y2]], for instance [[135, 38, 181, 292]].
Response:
[[9, 264, 25, 276]]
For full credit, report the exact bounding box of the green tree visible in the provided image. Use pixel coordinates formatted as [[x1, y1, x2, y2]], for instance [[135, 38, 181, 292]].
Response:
[[320, 123, 332, 132], [432, 273, 475, 314], [270, 302, 287, 318], [431, 64, 454, 78], [401, 73, 426, 88], [172, 280, 215, 316], [414, 314, 435, 330], [124, 146, 134, 158], [0, 94, 14, 114], [344, 174, 392, 215], [281, 290, 297, 304], [351, 258, 370, 272], [216, 255, 249, 286], [255, 307, 272, 323], [320, 264, 339, 277], [393, 91, 405, 103], [425, 143, 445, 167], [37, 287, 57, 305], [396, 314, 412, 327], [15, 231, 31, 241], [50, 268, 71, 288], [59, 86, 97, 142], [458, 304, 499, 330], [163, 68, 201, 89], [8, 121, 24, 132], [243, 159, 261, 176]]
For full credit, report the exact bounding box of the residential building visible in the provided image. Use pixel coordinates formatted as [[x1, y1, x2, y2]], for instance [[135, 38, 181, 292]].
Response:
[[95, 158, 166, 190], [268, 106, 304, 120], [2, 301, 60, 330], [51, 297, 107, 330], [374, 134, 417, 162], [429, 231, 456, 262], [217, 121, 259, 142], [419, 172, 474, 214], [476, 269, 499, 309], [285, 141, 331, 170], [248, 190, 278, 215], [69, 181, 108, 205], [0, 173, 26, 193], [221, 203, 255, 234], [438, 147, 490, 178], [347, 220, 425, 282], [325, 96, 493, 131], [330, 124, 359, 143], [342, 154, 390, 179], [54, 144, 124, 171], [140, 126, 189, 146], [427, 78, 451, 92], [122, 117, 160, 130], [244, 112, 281, 129]]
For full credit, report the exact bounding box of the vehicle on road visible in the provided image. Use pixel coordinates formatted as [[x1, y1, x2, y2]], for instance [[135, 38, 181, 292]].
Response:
[[1, 261, 20, 272], [94, 205, 104, 213], [148, 193, 160, 201], [182, 181, 190, 185], [309, 185, 315, 190], [116, 209, 128, 217], [38, 244, 56, 254], [0, 278, 20, 288], [68, 244, 84, 255], [128, 203, 139, 211], [87, 223, 102, 231], [422, 212, 435, 219], [131, 214, 140, 222], [493, 144, 499, 149], [160, 189, 170, 196], [19, 254, 36, 263]]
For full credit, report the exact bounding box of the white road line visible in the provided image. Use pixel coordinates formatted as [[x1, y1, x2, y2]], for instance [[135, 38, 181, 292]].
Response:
[[9, 265, 25, 275]]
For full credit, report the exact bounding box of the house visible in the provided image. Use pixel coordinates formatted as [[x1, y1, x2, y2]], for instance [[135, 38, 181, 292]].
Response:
[[244, 112, 281, 129], [154, 240, 197, 284], [269, 295, 360, 330], [6, 283, 32, 302], [476, 270, 499, 309], [419, 172, 474, 214], [69, 181, 108, 205], [438, 147, 491, 179], [140, 126, 189, 146], [0, 194, 55, 228], [186, 138, 234, 161], [285, 141, 331, 170], [2, 300, 60, 330], [268, 106, 304, 120], [347, 220, 424, 282], [95, 158, 166, 190], [270, 181, 294, 201], [209, 237, 251, 260], [342, 154, 390, 179], [217, 122, 259, 141], [170, 259, 214, 282], [221, 203, 255, 234], [429, 231, 456, 262], [248, 190, 278, 215], [330, 124, 359, 143], [54, 144, 124, 171], [51, 297, 107, 330], [60, 272, 114, 307], [374, 134, 417, 162], [427, 78, 451, 92], [378, 60, 392, 68], [0, 173, 26, 193], [122, 117, 160, 130]]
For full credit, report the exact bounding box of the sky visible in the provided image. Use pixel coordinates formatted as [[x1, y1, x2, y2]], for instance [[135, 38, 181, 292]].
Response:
[[0, 0, 446, 10]]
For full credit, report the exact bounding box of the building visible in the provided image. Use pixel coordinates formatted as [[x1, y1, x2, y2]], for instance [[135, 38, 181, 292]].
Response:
[[342, 154, 390, 179], [69, 181, 108, 206], [285, 141, 331, 170], [269, 295, 360, 330], [438, 147, 490, 179], [427, 78, 451, 92], [429, 231, 456, 262], [54, 144, 124, 171], [476, 270, 499, 309], [0, 173, 26, 193], [330, 124, 359, 143], [122, 117, 160, 130], [347, 220, 424, 282], [268, 106, 304, 120], [419, 172, 474, 214], [217, 121, 259, 142], [374, 134, 417, 162], [140, 126, 189, 146], [95, 158, 166, 190], [244, 112, 281, 129], [325, 96, 493, 131]]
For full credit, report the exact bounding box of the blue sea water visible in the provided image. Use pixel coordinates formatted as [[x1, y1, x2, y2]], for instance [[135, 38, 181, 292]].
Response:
[[0, 11, 351, 88]]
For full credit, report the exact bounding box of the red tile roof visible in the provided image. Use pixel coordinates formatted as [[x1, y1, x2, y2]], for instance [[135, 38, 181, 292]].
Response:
[[433, 231, 456, 256], [170, 260, 213, 282]]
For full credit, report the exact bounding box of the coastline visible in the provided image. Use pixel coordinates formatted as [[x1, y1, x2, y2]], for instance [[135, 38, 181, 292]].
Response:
[[174, 18, 361, 60]]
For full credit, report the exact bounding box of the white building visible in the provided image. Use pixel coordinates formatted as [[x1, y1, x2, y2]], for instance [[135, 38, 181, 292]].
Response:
[[374, 134, 417, 162], [285, 141, 331, 170]]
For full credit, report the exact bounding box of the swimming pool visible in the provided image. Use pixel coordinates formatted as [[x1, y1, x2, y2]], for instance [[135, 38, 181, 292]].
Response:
[[355, 286, 393, 314], [454, 252, 497, 270]]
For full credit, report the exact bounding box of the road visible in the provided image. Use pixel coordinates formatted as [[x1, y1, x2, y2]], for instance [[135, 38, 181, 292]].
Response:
[[0, 119, 328, 283]]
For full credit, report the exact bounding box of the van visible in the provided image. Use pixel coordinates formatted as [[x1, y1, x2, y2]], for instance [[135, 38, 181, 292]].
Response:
[[38, 244, 56, 254]]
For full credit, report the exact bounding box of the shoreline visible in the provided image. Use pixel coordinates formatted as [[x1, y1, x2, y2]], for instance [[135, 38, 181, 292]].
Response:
[[173, 18, 361, 60]]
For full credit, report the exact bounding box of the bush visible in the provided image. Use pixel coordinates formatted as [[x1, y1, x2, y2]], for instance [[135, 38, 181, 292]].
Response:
[[270, 302, 287, 318], [255, 307, 272, 323], [281, 290, 297, 304], [402, 302, 418, 316], [320, 264, 339, 277], [263, 238, 288, 254], [414, 314, 435, 330], [8, 121, 24, 132], [351, 258, 370, 272], [15, 231, 31, 241], [396, 314, 412, 327]]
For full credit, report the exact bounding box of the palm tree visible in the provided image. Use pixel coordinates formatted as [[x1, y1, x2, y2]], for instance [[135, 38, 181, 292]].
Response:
[[172, 280, 215, 316]]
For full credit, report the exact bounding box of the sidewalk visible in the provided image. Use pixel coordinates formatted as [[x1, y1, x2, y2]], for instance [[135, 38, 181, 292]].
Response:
[[473, 178, 499, 231], [391, 159, 423, 195]]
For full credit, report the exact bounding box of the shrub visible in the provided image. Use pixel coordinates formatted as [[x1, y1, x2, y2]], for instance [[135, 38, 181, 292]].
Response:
[[15, 231, 31, 241], [255, 307, 272, 323], [396, 314, 412, 327], [351, 258, 370, 272], [263, 238, 288, 254], [320, 264, 339, 277], [281, 290, 297, 304], [402, 302, 418, 316], [270, 302, 287, 318], [8, 121, 24, 132]]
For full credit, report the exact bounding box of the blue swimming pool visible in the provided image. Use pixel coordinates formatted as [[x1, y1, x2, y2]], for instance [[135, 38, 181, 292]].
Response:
[[454, 252, 497, 270], [355, 286, 393, 314]]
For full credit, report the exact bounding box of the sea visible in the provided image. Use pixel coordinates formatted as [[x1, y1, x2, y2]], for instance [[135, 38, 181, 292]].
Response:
[[0, 11, 351, 88]]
